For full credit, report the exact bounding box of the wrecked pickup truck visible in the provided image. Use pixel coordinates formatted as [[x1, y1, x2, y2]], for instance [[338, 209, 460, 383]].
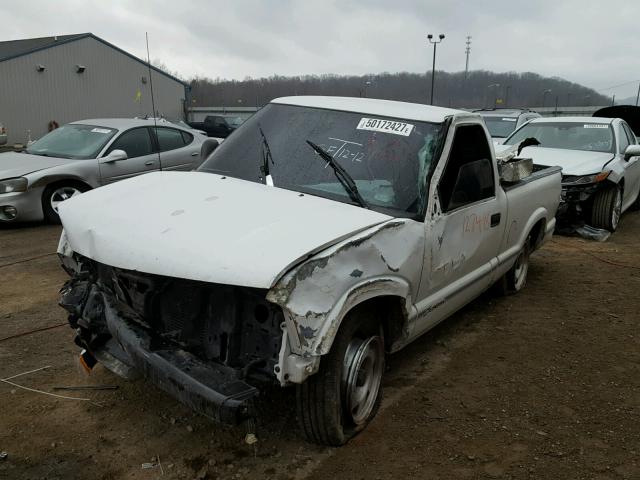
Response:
[[57, 96, 561, 446]]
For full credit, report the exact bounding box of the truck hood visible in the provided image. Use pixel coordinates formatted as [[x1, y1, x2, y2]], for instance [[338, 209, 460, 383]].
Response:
[[495, 145, 615, 176], [0, 151, 77, 179], [59, 171, 392, 289]]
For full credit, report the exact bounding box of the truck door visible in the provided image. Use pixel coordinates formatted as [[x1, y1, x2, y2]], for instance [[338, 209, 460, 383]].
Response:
[[413, 122, 507, 335], [99, 127, 159, 184]]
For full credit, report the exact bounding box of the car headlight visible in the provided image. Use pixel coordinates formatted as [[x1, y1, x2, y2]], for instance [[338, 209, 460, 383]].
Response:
[[561, 171, 610, 186], [0, 177, 28, 194]]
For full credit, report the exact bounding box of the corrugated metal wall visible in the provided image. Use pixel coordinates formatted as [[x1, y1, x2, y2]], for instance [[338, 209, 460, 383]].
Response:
[[0, 36, 186, 144]]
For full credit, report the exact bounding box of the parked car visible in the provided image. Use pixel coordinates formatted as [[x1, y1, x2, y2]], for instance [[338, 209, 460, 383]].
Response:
[[57, 96, 561, 445], [0, 118, 207, 223], [0, 122, 6, 146], [188, 115, 240, 138], [474, 108, 541, 141], [167, 119, 208, 137], [498, 116, 640, 231]]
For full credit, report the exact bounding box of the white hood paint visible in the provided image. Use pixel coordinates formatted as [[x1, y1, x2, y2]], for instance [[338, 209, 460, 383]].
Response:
[[495, 145, 615, 176], [58, 171, 392, 289], [0, 151, 76, 178]]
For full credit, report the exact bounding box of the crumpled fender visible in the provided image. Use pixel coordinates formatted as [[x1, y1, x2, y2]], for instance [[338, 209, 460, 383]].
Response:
[[266, 218, 425, 357]]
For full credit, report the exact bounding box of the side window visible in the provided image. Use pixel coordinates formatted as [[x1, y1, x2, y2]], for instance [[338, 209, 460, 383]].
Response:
[[181, 130, 194, 145], [618, 124, 631, 154], [438, 124, 495, 212], [214, 117, 226, 127], [107, 128, 153, 158], [155, 127, 186, 152]]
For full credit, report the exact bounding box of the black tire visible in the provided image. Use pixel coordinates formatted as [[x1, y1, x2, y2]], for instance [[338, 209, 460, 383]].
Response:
[[498, 238, 531, 295], [590, 184, 622, 232], [42, 183, 89, 224], [296, 310, 385, 446]]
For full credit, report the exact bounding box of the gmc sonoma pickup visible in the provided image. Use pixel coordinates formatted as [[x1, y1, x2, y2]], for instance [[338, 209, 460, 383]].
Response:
[[57, 97, 562, 445]]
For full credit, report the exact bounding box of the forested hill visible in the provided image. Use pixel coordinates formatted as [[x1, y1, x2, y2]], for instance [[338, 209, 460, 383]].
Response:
[[189, 70, 609, 109]]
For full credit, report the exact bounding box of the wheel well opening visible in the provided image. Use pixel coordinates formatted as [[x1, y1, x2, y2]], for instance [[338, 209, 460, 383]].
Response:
[[345, 296, 408, 352], [528, 219, 546, 249], [44, 179, 92, 194]]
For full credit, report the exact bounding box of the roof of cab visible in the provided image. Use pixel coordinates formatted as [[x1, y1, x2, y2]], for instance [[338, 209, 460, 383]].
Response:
[[271, 96, 467, 123], [528, 116, 615, 124]]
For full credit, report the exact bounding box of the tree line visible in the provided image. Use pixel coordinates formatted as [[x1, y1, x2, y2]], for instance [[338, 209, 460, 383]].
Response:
[[188, 70, 610, 109]]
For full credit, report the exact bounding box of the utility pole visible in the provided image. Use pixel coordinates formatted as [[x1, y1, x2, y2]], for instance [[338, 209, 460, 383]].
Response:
[[428, 33, 445, 105], [464, 36, 471, 80], [636, 82, 640, 106]]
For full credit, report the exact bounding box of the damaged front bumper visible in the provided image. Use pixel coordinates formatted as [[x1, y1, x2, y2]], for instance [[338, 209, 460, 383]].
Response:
[[59, 260, 285, 424], [557, 183, 601, 220]]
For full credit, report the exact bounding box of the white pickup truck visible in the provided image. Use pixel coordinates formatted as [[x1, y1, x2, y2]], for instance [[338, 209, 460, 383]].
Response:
[[57, 97, 561, 445]]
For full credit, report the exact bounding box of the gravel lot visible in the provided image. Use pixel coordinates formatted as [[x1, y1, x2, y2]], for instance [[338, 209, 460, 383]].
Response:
[[1, 214, 639, 479]]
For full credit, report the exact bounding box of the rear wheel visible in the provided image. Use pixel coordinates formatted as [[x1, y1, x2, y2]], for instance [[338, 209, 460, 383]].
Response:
[[590, 184, 622, 232], [498, 238, 530, 295], [296, 310, 385, 446], [42, 183, 89, 224]]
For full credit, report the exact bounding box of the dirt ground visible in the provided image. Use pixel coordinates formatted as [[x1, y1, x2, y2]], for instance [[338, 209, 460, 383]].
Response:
[[1, 214, 639, 480]]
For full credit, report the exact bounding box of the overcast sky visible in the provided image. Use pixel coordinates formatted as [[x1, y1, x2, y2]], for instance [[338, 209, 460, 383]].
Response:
[[4, 0, 640, 98]]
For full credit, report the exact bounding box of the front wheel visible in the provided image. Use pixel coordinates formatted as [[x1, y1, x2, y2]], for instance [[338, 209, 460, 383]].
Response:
[[590, 184, 622, 232], [42, 183, 89, 224], [296, 311, 385, 446]]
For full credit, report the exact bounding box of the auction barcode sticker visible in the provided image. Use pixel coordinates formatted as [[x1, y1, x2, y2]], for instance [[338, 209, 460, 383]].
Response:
[[584, 124, 608, 129], [91, 127, 112, 134], [357, 117, 414, 136]]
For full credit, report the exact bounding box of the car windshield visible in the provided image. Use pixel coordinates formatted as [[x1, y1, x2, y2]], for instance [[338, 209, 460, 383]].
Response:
[[26, 124, 117, 159], [198, 103, 444, 217], [482, 116, 519, 138], [504, 122, 614, 153], [224, 116, 244, 128]]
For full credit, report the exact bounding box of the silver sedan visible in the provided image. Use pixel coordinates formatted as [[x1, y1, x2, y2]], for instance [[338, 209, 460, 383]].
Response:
[[0, 118, 207, 223]]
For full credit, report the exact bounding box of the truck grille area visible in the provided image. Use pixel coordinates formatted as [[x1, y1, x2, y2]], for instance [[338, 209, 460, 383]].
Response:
[[91, 261, 284, 382]]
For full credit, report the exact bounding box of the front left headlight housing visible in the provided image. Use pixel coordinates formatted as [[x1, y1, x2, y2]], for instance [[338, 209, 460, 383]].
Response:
[[0, 177, 28, 194], [561, 171, 610, 186]]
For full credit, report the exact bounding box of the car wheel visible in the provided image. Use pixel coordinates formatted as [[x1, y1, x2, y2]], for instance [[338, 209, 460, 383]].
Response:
[[498, 238, 530, 295], [590, 184, 622, 232], [296, 310, 385, 446], [42, 183, 89, 224]]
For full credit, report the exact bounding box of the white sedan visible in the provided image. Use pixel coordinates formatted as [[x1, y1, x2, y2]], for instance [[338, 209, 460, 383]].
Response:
[[497, 116, 640, 231]]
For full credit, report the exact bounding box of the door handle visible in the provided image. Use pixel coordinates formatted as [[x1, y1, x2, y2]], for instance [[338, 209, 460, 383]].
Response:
[[145, 161, 155, 166], [490, 213, 501, 227], [191, 152, 199, 157]]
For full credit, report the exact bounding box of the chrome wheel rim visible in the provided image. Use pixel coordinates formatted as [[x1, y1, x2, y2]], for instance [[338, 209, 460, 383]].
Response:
[[611, 189, 622, 230], [342, 335, 384, 426], [513, 248, 529, 291], [50, 186, 82, 212]]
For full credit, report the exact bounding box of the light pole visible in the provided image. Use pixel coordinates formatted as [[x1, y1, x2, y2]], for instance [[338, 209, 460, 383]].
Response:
[[427, 33, 445, 105], [361, 80, 372, 98], [487, 83, 500, 108], [542, 89, 552, 107]]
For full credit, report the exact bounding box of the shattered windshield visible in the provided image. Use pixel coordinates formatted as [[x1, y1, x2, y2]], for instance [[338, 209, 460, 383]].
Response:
[[482, 116, 519, 138], [198, 103, 443, 217], [504, 122, 615, 153]]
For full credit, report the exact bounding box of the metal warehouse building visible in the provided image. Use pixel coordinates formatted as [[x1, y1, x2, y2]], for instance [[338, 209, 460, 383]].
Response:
[[0, 33, 188, 144]]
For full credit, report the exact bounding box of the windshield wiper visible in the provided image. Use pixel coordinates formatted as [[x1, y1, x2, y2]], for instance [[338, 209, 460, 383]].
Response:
[[258, 125, 274, 186], [305, 140, 369, 209]]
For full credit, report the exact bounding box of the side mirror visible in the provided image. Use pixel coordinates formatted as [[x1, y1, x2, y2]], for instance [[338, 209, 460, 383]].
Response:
[[196, 139, 219, 168], [100, 149, 127, 163], [623, 144, 640, 160]]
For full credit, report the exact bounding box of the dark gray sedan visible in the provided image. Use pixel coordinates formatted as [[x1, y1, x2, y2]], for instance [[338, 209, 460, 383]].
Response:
[[0, 118, 207, 223]]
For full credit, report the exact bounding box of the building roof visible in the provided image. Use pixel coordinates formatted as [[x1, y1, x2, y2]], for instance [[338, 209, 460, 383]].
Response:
[[0, 33, 187, 86], [272, 96, 468, 123]]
